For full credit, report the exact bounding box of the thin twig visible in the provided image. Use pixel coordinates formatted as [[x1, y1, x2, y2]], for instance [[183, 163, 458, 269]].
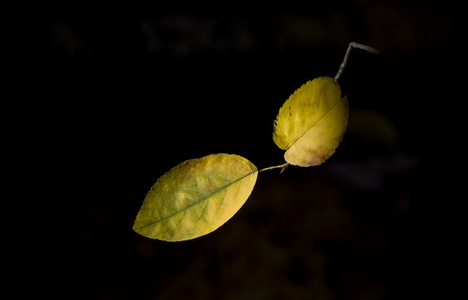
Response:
[[280, 163, 290, 173], [334, 42, 379, 82]]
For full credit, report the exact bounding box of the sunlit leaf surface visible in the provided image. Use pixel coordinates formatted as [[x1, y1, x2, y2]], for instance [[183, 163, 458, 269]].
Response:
[[133, 154, 258, 241], [273, 76, 349, 166]]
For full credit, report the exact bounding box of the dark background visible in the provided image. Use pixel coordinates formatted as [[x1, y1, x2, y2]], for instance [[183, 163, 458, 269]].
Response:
[[2, 0, 458, 299]]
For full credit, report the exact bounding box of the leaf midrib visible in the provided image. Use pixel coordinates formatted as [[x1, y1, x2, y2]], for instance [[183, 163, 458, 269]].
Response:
[[286, 93, 342, 149], [136, 170, 257, 230]]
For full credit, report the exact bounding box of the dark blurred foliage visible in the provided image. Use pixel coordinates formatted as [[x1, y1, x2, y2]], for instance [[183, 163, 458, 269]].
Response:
[[2, 0, 460, 299]]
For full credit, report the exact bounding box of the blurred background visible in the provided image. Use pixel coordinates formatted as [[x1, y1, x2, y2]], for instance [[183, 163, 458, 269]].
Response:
[[2, 0, 457, 299]]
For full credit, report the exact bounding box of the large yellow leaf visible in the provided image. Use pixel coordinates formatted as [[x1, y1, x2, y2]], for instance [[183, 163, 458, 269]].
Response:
[[273, 76, 349, 167], [133, 154, 258, 241]]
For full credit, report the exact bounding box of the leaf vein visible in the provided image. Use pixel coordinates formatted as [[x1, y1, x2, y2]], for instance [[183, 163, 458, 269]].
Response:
[[287, 93, 342, 149], [135, 170, 257, 231]]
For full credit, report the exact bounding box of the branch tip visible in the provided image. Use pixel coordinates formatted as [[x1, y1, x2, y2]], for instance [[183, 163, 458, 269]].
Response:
[[334, 42, 379, 82]]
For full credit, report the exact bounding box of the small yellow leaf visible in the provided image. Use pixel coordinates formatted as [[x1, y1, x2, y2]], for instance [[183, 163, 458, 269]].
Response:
[[273, 76, 349, 167], [133, 154, 258, 241]]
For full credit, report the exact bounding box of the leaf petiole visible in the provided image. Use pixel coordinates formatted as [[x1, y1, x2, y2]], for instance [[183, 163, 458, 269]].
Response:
[[259, 163, 290, 173]]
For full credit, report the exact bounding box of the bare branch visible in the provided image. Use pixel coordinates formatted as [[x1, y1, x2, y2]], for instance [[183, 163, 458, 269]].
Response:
[[334, 42, 379, 82]]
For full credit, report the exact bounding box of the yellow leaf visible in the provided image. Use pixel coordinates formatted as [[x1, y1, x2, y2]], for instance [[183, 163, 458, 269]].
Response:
[[273, 76, 349, 167], [133, 154, 258, 241]]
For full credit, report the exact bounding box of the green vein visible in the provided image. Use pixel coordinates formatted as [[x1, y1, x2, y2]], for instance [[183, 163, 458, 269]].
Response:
[[135, 170, 257, 231]]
